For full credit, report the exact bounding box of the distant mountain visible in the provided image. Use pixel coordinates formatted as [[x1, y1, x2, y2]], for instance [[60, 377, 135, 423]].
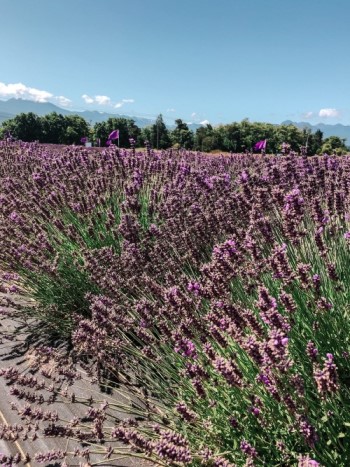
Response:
[[282, 120, 350, 143], [187, 123, 203, 132], [0, 111, 15, 122], [0, 98, 154, 128]]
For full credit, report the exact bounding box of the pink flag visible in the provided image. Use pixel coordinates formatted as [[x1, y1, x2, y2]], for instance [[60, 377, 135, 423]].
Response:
[[254, 139, 267, 150], [109, 129, 119, 140]]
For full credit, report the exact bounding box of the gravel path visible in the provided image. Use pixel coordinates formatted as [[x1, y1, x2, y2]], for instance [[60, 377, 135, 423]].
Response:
[[0, 291, 154, 467]]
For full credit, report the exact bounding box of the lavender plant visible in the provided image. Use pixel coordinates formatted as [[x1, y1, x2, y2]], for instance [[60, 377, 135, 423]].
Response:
[[1, 141, 350, 466]]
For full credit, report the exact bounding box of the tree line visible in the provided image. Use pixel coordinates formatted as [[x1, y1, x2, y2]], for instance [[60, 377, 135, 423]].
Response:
[[0, 111, 348, 155]]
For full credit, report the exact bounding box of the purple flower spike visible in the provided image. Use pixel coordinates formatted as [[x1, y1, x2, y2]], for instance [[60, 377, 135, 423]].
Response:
[[174, 336, 197, 359], [298, 455, 320, 466], [187, 281, 201, 296], [240, 440, 258, 458]]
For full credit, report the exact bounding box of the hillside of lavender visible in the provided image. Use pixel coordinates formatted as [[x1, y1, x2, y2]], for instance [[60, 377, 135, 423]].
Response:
[[1, 141, 350, 466]]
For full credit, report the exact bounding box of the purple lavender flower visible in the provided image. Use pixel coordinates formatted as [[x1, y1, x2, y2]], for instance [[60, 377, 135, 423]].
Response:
[[214, 356, 243, 387], [298, 455, 320, 466], [187, 281, 202, 296], [313, 353, 339, 395], [174, 336, 197, 359], [175, 402, 197, 422], [240, 439, 258, 458], [297, 416, 318, 447], [9, 211, 22, 224]]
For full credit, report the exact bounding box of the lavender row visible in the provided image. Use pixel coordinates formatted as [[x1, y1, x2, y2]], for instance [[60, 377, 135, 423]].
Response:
[[1, 142, 350, 466]]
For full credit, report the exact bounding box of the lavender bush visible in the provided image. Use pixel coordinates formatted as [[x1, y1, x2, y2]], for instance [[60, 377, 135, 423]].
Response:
[[1, 141, 350, 466]]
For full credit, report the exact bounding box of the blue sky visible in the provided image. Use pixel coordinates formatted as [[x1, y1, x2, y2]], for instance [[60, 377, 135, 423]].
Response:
[[1, 0, 350, 125]]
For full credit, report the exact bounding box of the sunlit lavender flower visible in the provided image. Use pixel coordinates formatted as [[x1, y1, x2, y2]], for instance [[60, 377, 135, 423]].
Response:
[[213, 239, 238, 258], [249, 406, 260, 417], [214, 356, 243, 387], [313, 353, 339, 395], [175, 402, 197, 422], [240, 440, 258, 458], [187, 281, 202, 296], [297, 416, 318, 447], [174, 336, 197, 359], [298, 455, 320, 466], [155, 430, 192, 463]]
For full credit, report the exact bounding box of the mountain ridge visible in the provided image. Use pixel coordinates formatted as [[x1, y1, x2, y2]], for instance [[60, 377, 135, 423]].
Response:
[[281, 120, 350, 143], [0, 98, 155, 128]]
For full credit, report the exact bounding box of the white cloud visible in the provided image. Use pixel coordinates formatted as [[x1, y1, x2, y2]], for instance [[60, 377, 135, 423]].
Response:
[[82, 94, 132, 107], [82, 94, 94, 104], [302, 111, 314, 119], [114, 98, 135, 108], [82, 94, 112, 106], [318, 108, 340, 118], [0, 81, 53, 102], [81, 94, 134, 108], [0, 81, 72, 108], [166, 108, 176, 112], [54, 95, 72, 107], [191, 112, 209, 124], [95, 95, 111, 105]]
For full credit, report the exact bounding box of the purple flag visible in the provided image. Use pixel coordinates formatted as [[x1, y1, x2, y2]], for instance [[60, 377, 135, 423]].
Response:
[[106, 139, 111, 146], [80, 136, 87, 143], [254, 139, 267, 150], [108, 129, 119, 140]]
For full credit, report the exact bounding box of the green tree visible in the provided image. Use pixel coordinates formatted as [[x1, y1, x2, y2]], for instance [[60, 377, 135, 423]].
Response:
[[150, 114, 171, 149], [140, 126, 152, 147], [216, 122, 242, 152], [1, 112, 42, 142], [194, 124, 222, 152], [194, 124, 212, 151], [321, 136, 347, 155], [63, 115, 90, 145], [304, 128, 323, 155], [170, 119, 194, 149], [41, 113, 66, 143]]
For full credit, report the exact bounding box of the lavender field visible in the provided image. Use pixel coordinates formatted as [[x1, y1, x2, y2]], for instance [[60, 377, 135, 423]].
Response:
[[1, 141, 350, 466]]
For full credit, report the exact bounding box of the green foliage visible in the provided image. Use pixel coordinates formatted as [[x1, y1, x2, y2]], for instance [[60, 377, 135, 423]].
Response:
[[194, 121, 325, 155], [15, 201, 125, 336], [1, 112, 42, 141], [0, 111, 90, 145], [321, 136, 347, 155], [1, 110, 346, 154], [150, 114, 172, 149], [140, 126, 152, 146], [170, 119, 194, 149], [194, 124, 221, 152]]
